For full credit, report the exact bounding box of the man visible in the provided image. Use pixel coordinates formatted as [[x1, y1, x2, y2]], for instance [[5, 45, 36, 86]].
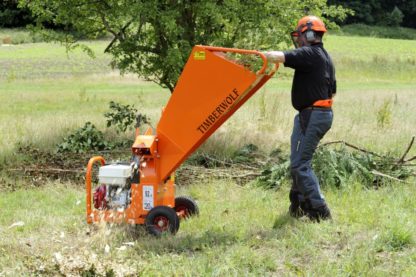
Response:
[[264, 15, 336, 221]]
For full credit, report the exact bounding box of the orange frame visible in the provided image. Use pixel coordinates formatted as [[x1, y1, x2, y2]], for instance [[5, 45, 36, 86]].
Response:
[[86, 45, 278, 226]]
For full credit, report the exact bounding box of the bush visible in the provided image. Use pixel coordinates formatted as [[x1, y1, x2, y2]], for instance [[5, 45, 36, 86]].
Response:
[[56, 102, 152, 153], [57, 122, 109, 153]]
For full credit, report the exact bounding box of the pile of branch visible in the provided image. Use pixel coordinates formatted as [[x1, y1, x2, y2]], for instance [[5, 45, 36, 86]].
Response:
[[319, 136, 416, 183], [3, 137, 415, 189]]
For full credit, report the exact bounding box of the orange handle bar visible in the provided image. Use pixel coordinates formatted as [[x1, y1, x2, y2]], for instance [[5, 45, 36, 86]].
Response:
[[86, 156, 105, 223], [199, 45, 278, 76]]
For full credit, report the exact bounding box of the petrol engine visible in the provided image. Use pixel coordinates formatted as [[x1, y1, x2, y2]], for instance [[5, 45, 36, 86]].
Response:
[[93, 163, 133, 210]]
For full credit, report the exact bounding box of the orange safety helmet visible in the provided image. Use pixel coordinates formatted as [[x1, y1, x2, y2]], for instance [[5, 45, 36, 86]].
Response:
[[290, 15, 327, 48], [296, 15, 327, 33]]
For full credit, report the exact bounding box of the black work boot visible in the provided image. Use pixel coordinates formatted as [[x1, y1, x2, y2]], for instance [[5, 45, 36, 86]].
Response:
[[288, 190, 305, 218], [305, 204, 332, 222]]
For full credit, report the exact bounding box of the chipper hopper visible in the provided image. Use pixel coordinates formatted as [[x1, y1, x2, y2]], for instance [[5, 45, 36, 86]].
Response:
[[86, 45, 278, 236]]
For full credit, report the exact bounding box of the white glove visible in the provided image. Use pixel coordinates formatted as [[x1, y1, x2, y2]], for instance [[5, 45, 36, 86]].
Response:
[[262, 51, 285, 63]]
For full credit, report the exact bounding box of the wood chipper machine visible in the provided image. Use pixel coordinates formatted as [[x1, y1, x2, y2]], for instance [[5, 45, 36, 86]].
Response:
[[85, 45, 278, 236]]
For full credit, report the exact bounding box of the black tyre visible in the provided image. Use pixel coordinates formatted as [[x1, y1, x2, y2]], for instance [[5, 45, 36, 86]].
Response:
[[175, 196, 199, 219], [145, 206, 180, 237]]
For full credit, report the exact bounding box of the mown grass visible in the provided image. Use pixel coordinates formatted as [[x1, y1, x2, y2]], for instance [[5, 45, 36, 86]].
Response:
[[0, 41, 112, 80], [1, 180, 415, 275], [0, 31, 415, 275]]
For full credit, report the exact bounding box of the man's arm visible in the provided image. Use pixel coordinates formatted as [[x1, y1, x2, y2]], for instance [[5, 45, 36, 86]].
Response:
[[263, 51, 285, 63]]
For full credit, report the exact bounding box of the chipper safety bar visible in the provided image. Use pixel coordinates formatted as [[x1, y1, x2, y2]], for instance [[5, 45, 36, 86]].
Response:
[[86, 45, 279, 236]]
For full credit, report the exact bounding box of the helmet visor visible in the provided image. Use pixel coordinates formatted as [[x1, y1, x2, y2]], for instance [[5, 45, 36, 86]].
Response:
[[290, 31, 300, 48]]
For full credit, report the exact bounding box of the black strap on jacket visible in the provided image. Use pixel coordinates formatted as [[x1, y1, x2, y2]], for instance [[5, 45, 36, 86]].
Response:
[[321, 48, 336, 98]]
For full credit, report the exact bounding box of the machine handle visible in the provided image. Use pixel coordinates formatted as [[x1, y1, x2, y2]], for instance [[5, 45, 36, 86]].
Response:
[[85, 156, 105, 223], [200, 45, 278, 75], [270, 62, 279, 77]]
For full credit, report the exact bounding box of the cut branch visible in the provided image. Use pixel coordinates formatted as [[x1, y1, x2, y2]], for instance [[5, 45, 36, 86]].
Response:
[[397, 136, 415, 165], [371, 170, 408, 183], [319, 140, 383, 157], [406, 156, 416, 162]]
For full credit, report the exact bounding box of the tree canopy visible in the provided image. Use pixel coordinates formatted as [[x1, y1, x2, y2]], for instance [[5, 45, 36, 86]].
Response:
[[0, 0, 32, 27], [328, 0, 416, 28], [19, 0, 348, 92]]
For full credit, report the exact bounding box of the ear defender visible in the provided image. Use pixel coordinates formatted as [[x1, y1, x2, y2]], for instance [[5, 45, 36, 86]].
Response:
[[305, 30, 316, 42], [305, 21, 316, 42]]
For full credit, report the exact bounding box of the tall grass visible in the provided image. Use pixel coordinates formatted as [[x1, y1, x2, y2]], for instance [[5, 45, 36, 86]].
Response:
[[1, 34, 416, 163]]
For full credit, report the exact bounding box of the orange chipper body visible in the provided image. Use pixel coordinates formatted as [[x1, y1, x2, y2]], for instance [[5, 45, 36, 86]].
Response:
[[85, 45, 278, 236]]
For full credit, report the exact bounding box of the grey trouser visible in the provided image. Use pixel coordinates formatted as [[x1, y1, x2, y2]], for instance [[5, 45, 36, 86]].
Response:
[[290, 109, 333, 208]]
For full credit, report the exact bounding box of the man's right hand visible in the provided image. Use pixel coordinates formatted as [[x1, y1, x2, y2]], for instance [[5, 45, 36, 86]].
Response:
[[263, 51, 285, 63]]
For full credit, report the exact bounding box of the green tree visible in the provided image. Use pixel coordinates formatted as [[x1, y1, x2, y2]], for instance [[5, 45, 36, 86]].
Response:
[[328, 0, 416, 28], [386, 6, 404, 27], [0, 0, 33, 27], [19, 0, 348, 92]]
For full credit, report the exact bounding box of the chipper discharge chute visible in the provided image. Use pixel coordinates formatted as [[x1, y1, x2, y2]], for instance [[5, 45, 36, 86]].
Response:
[[86, 45, 279, 236]]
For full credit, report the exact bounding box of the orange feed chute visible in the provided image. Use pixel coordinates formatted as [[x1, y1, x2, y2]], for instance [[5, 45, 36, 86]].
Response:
[[157, 45, 278, 181]]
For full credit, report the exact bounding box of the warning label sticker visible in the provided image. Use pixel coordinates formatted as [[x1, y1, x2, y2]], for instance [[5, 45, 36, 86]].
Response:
[[194, 51, 206, 60], [143, 185, 154, 211]]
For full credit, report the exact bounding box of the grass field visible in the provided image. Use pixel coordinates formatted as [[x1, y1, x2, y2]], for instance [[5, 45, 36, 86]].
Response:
[[1, 181, 415, 275], [1, 35, 415, 159], [0, 30, 415, 275]]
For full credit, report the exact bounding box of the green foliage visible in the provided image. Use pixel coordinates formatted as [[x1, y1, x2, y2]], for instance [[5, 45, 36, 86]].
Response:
[[313, 147, 375, 188], [232, 143, 259, 164], [257, 146, 413, 190], [57, 101, 151, 153], [104, 101, 151, 136], [104, 101, 138, 133], [0, 0, 33, 28], [336, 24, 416, 40], [19, 0, 349, 91], [241, 146, 290, 190], [57, 122, 108, 153], [314, 147, 412, 187], [386, 6, 404, 27], [328, 0, 416, 28], [257, 160, 290, 189]]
